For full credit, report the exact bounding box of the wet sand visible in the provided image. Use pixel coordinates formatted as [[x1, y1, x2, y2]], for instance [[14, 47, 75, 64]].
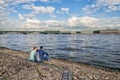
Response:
[[0, 47, 120, 80]]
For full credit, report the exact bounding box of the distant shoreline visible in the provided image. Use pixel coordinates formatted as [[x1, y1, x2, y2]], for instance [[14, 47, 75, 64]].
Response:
[[0, 29, 120, 34]]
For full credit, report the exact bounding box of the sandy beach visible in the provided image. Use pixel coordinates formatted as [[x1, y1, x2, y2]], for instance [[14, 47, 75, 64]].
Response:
[[0, 47, 120, 80]]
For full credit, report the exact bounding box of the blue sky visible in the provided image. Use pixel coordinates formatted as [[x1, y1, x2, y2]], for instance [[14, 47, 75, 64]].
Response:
[[0, 0, 120, 30]]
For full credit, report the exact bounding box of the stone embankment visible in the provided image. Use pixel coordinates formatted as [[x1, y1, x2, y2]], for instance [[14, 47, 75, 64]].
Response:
[[0, 47, 120, 80]]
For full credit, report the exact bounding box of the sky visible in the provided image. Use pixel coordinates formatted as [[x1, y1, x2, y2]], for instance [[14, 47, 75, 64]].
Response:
[[0, 0, 120, 31]]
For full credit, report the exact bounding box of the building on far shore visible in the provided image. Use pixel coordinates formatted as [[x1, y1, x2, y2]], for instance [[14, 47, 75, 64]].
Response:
[[81, 30, 93, 34], [100, 29, 120, 34]]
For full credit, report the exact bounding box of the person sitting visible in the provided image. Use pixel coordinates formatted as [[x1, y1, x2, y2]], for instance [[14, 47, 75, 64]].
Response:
[[35, 46, 49, 63], [28, 47, 37, 61]]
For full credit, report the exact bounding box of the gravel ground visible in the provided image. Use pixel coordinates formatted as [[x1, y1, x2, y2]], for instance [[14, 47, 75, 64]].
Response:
[[0, 47, 120, 80]]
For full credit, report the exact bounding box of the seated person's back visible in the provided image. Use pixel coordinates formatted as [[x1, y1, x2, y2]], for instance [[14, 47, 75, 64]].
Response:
[[28, 47, 37, 61], [35, 46, 49, 62]]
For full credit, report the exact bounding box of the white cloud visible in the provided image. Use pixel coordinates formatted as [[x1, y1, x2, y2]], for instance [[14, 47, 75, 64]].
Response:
[[22, 5, 32, 10], [57, 8, 69, 14], [20, 19, 41, 28], [0, 0, 120, 30], [67, 16, 100, 28], [18, 14, 24, 20], [61, 8, 69, 13], [0, 17, 23, 28], [100, 17, 120, 28], [0, 0, 9, 28], [26, 19, 40, 24], [20, 16, 120, 30], [40, 0, 49, 2], [21, 5, 56, 21], [50, 14, 56, 18], [12, 0, 37, 5], [21, 19, 61, 28], [0, 0, 56, 28], [105, 5, 120, 12], [40, 0, 61, 3], [20, 19, 62, 30], [83, 0, 120, 13], [0, 0, 59, 29], [0, 0, 4, 4], [31, 5, 55, 14], [22, 4, 55, 14]]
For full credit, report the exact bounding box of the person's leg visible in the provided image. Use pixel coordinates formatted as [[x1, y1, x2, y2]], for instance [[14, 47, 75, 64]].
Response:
[[39, 57, 43, 63], [44, 55, 49, 61]]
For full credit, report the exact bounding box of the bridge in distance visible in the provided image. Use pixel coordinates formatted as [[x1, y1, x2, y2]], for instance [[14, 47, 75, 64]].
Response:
[[0, 28, 81, 34], [1, 28, 120, 34]]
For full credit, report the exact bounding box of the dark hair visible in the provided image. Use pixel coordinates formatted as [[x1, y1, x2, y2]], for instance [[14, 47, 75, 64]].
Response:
[[40, 46, 43, 49]]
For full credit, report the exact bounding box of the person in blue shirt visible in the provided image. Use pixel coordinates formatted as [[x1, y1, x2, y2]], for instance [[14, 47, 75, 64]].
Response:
[[35, 46, 49, 63], [28, 47, 37, 61]]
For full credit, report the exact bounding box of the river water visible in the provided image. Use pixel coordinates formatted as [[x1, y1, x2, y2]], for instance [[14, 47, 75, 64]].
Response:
[[0, 33, 120, 69]]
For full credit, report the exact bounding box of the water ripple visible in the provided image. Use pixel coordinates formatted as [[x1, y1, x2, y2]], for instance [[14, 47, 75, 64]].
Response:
[[0, 34, 120, 69]]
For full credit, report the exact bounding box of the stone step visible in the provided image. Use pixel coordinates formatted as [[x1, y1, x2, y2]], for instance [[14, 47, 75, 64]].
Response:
[[62, 68, 73, 80]]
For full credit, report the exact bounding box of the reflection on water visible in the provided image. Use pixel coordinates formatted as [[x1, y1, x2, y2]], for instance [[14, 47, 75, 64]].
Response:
[[0, 33, 120, 69]]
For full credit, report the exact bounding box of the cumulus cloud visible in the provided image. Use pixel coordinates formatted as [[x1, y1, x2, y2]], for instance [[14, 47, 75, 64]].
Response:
[[31, 5, 55, 14], [0, 0, 120, 30], [22, 4, 55, 14], [21, 19, 41, 28], [0, 0, 9, 28], [21, 19, 61, 28], [100, 17, 120, 29], [12, 0, 37, 5], [0, 0, 56, 28], [0, 0, 39, 28], [26, 19, 40, 24], [0, 0, 4, 4], [83, 0, 120, 13], [61, 8, 69, 13], [40, 0, 49, 2], [0, 17, 23, 28], [50, 14, 56, 19], [57, 8, 69, 14], [67, 16, 100, 28], [20, 16, 120, 30], [40, 0, 61, 3], [20, 19, 62, 30], [21, 4, 56, 22], [18, 14, 24, 20], [22, 5, 32, 10]]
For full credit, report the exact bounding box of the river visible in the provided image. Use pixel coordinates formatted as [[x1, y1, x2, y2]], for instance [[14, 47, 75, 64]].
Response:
[[0, 33, 120, 69]]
